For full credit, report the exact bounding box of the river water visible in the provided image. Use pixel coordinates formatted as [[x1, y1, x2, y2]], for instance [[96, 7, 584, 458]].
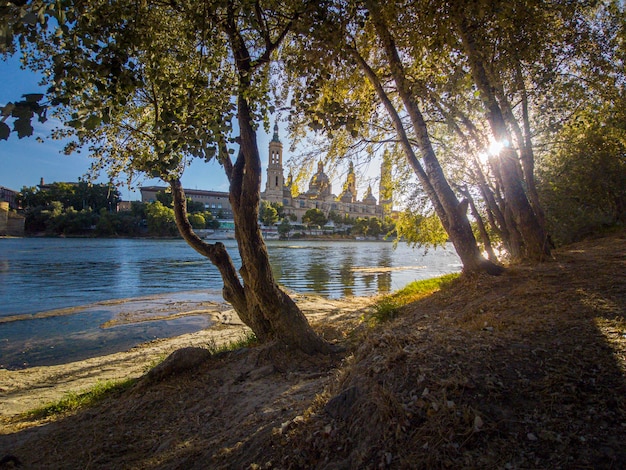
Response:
[[0, 238, 460, 368]]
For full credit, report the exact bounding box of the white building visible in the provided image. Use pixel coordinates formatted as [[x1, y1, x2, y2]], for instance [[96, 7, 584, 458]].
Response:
[[262, 124, 390, 222]]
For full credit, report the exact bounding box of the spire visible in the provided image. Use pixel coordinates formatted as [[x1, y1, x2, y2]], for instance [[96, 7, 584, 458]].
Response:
[[272, 122, 280, 142]]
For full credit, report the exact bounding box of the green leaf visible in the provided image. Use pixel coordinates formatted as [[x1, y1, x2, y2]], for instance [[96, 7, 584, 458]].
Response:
[[14, 118, 34, 138], [84, 114, 101, 131], [0, 122, 10, 140], [23, 93, 44, 103]]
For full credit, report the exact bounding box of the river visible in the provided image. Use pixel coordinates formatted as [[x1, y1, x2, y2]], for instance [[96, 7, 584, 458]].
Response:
[[0, 238, 460, 368]]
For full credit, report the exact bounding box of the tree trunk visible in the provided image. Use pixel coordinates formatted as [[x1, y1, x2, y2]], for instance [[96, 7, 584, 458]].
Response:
[[169, 179, 274, 341], [222, 11, 332, 354], [453, 11, 550, 261], [364, 1, 503, 275], [231, 93, 333, 354], [458, 186, 498, 263], [514, 61, 547, 230]]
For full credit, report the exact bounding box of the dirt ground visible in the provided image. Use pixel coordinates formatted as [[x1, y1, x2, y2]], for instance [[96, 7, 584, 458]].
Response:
[[0, 231, 624, 469]]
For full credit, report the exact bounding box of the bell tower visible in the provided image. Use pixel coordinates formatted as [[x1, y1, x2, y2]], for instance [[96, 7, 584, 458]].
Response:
[[265, 122, 284, 203]]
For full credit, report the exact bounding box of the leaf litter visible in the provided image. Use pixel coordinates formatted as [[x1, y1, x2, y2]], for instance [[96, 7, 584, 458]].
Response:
[[0, 231, 624, 469]]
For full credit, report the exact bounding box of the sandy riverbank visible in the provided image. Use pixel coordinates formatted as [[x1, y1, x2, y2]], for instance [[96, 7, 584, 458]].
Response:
[[0, 294, 375, 418], [0, 232, 624, 469]]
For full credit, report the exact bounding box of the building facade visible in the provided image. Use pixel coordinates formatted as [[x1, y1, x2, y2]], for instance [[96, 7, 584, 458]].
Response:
[[0, 186, 19, 210], [139, 125, 392, 225], [0, 201, 25, 236], [262, 124, 389, 223], [139, 186, 233, 219]]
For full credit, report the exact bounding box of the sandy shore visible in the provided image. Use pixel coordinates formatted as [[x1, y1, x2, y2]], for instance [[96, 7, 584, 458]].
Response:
[[0, 295, 375, 418]]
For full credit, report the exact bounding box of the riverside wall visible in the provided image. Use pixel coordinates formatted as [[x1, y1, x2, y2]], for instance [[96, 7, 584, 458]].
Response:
[[0, 201, 25, 236]]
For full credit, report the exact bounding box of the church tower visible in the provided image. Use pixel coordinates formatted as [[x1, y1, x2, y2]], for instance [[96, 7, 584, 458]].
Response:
[[339, 161, 357, 203], [264, 122, 284, 203]]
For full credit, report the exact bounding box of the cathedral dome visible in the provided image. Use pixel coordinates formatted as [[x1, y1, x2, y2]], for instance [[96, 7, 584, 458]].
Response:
[[308, 161, 331, 198], [363, 185, 377, 205], [340, 189, 354, 203]]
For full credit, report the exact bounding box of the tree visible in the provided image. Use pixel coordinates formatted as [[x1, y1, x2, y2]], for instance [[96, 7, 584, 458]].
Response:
[[286, 0, 623, 266], [537, 98, 626, 244], [277, 218, 293, 239], [287, 1, 503, 274], [188, 213, 206, 230], [18, 186, 49, 208], [96, 209, 142, 236], [327, 210, 343, 225], [448, 0, 550, 260], [187, 199, 206, 214], [19, 181, 120, 212], [351, 218, 368, 236], [145, 201, 178, 237], [260, 201, 279, 226], [156, 190, 173, 208], [302, 208, 328, 228], [367, 217, 383, 238], [2, 0, 330, 353]]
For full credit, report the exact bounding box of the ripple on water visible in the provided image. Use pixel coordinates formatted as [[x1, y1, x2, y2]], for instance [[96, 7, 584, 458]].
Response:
[[0, 292, 222, 370]]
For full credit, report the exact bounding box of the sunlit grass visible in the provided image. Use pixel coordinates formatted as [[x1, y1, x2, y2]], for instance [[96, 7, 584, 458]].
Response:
[[24, 378, 137, 420], [206, 330, 258, 355], [369, 273, 460, 325]]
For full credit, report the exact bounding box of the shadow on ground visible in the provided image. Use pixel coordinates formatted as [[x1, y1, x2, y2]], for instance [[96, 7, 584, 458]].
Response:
[[1, 233, 625, 469]]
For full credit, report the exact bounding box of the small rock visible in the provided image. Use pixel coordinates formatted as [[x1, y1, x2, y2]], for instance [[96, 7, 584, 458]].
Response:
[[527, 433, 538, 441], [473, 415, 484, 431], [324, 386, 360, 421], [145, 347, 211, 382], [280, 420, 291, 434]]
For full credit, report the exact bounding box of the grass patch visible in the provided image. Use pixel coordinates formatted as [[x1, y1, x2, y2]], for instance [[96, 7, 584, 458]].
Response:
[[24, 378, 137, 420], [369, 273, 460, 325], [206, 330, 258, 355], [144, 352, 169, 372]]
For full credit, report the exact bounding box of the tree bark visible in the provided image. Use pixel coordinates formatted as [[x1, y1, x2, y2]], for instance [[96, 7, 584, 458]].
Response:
[[232, 94, 333, 354], [169, 179, 274, 341], [364, 1, 503, 275], [453, 10, 550, 261], [221, 7, 332, 354], [458, 186, 498, 263]]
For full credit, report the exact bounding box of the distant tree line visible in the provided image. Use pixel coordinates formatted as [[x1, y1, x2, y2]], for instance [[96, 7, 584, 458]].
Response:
[[18, 185, 220, 237], [259, 201, 396, 239]]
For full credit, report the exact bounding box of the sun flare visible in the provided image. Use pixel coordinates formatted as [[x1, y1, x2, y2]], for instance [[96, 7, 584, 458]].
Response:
[[488, 140, 504, 156]]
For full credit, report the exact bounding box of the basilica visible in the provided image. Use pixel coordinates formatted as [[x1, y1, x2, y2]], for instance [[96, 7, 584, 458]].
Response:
[[262, 124, 391, 223]]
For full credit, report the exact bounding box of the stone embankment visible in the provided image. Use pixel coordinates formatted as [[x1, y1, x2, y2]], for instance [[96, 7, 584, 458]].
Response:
[[0, 201, 25, 237]]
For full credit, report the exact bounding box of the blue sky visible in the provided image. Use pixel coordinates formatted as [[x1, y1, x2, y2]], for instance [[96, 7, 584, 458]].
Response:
[[1, 54, 386, 203], [0, 55, 277, 201]]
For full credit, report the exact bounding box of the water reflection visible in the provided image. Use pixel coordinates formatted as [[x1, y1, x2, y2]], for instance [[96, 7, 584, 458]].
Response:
[[0, 238, 462, 368], [306, 253, 331, 293], [1, 238, 462, 315], [377, 246, 393, 293], [0, 309, 212, 369], [339, 247, 356, 297]]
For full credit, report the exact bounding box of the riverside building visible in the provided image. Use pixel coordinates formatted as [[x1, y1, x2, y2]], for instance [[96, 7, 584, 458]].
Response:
[[262, 124, 391, 223], [140, 124, 392, 224]]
